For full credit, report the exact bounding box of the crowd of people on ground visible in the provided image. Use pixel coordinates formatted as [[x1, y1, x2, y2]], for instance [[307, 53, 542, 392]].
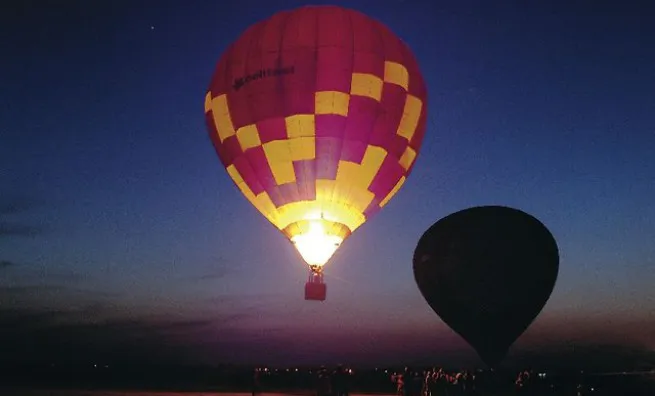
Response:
[[315, 365, 352, 396], [250, 365, 599, 396], [310, 365, 542, 396], [391, 367, 543, 396], [392, 367, 478, 396]]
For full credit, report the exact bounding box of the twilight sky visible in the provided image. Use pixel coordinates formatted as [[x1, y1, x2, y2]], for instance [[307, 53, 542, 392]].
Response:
[[1, 0, 654, 368]]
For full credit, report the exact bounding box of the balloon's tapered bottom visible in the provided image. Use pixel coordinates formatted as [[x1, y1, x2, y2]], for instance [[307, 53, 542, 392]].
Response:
[[304, 270, 326, 301]]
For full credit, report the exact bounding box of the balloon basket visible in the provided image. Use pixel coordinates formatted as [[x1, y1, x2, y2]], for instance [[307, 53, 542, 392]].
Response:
[[304, 270, 326, 301]]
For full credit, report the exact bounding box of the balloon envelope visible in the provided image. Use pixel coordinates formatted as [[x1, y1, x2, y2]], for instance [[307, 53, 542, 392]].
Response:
[[204, 6, 427, 270], [413, 206, 559, 366]]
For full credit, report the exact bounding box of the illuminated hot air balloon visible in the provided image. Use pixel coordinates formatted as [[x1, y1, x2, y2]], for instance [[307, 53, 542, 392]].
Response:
[[413, 206, 559, 366], [205, 6, 427, 300]]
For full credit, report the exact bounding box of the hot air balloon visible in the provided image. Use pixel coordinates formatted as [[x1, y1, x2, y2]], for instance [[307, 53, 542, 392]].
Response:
[[205, 6, 427, 301], [413, 206, 559, 366]]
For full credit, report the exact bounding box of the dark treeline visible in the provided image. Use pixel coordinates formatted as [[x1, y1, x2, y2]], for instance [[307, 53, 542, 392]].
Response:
[[1, 363, 653, 395]]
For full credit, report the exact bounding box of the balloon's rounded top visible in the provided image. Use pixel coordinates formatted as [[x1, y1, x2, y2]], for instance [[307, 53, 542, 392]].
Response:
[[413, 205, 559, 367], [205, 5, 427, 270]]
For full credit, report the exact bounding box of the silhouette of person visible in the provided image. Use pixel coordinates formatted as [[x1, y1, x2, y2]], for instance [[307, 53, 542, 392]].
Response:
[[332, 365, 350, 396], [316, 366, 331, 396], [392, 370, 405, 396], [251, 367, 261, 396]]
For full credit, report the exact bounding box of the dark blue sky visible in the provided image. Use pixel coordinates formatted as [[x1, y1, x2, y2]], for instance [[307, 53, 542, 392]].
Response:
[[1, 0, 654, 367]]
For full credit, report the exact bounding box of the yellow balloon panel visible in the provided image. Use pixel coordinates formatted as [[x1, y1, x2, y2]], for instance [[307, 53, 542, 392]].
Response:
[[206, 62, 426, 267]]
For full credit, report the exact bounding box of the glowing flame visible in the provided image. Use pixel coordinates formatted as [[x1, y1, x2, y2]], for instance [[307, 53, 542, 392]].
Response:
[[291, 221, 343, 268]]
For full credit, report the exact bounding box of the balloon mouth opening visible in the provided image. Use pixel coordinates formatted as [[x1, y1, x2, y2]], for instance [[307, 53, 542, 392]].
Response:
[[290, 220, 345, 268]]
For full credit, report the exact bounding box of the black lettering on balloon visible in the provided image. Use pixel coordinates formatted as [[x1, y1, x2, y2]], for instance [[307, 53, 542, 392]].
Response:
[[232, 66, 295, 91]]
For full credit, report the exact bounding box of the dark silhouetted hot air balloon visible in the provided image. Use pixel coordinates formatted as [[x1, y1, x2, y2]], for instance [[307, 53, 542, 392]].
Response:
[[205, 6, 427, 300], [413, 206, 559, 366]]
